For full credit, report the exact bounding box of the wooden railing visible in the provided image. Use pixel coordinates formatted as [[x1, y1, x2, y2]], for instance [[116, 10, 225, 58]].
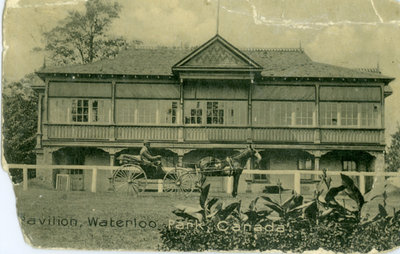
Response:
[[253, 128, 314, 143], [321, 128, 381, 144], [47, 124, 110, 140], [44, 124, 383, 145], [117, 126, 179, 141], [8, 164, 399, 195], [185, 127, 247, 142]]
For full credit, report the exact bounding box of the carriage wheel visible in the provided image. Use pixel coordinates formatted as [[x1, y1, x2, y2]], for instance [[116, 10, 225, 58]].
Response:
[[112, 164, 147, 195], [163, 171, 194, 196]]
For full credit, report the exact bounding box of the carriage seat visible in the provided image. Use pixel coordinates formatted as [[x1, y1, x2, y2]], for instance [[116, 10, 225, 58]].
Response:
[[117, 154, 142, 165]]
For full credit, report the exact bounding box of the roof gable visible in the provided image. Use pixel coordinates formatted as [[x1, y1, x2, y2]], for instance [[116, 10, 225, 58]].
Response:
[[173, 35, 262, 71]]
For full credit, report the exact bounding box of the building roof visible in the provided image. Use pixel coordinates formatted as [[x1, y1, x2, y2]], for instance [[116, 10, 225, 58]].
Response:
[[38, 35, 393, 80]]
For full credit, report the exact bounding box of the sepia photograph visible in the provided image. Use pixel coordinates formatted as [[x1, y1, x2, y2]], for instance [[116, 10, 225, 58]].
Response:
[[2, 0, 400, 252]]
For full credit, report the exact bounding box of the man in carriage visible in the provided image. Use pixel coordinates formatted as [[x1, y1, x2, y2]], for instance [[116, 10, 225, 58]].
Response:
[[140, 141, 162, 167]]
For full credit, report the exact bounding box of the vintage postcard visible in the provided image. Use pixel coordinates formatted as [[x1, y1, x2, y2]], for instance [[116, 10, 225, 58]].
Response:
[[2, 0, 400, 252]]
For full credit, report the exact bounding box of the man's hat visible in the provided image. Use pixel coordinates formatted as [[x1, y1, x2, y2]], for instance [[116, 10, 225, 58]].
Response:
[[143, 140, 150, 146]]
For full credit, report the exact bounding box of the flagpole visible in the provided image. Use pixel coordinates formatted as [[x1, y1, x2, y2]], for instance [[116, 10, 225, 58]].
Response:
[[216, 0, 220, 34]]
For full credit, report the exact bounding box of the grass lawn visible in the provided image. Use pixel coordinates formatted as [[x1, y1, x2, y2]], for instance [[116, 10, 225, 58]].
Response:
[[14, 185, 270, 251], [14, 183, 399, 251]]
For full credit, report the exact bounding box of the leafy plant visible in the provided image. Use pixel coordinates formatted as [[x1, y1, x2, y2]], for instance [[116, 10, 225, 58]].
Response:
[[172, 184, 240, 223], [242, 197, 272, 226]]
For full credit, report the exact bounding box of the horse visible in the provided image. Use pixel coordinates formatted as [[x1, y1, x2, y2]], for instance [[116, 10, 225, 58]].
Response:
[[198, 146, 262, 197]]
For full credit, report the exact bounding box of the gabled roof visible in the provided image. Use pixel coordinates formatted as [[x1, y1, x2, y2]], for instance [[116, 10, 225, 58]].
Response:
[[173, 35, 262, 71], [37, 36, 393, 80]]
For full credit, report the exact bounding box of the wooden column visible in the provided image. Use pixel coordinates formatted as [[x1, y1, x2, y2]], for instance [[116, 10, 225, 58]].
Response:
[[179, 78, 184, 142], [380, 84, 385, 144], [43, 80, 49, 140], [36, 93, 44, 149], [314, 84, 321, 144], [247, 79, 253, 142], [110, 81, 116, 141]]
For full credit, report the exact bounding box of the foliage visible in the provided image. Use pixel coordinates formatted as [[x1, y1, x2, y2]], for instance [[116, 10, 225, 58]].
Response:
[[160, 171, 400, 252], [172, 184, 241, 223], [3, 74, 40, 182], [41, 0, 139, 66], [3, 77, 38, 165], [386, 124, 400, 172]]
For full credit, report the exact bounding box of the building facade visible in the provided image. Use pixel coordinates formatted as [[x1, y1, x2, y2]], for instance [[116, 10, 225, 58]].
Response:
[[33, 35, 394, 193]]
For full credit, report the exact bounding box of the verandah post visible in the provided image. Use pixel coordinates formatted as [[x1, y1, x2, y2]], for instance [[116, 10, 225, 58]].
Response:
[[359, 174, 366, 195], [294, 171, 301, 194], [23, 166, 28, 191], [91, 167, 98, 193]]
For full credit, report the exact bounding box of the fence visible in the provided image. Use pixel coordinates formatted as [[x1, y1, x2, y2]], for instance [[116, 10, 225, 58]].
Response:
[[6, 164, 400, 195]]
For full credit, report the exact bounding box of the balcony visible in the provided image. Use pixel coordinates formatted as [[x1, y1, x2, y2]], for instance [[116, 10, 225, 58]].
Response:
[[44, 124, 383, 145]]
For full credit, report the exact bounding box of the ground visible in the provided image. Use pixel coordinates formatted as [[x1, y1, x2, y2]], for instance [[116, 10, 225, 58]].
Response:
[[13, 182, 400, 251], [14, 185, 266, 250]]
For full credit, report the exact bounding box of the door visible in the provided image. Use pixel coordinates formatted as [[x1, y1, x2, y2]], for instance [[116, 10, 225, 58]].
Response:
[[69, 169, 84, 191]]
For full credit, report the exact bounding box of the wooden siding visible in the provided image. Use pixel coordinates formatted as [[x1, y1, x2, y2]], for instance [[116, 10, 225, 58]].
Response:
[[116, 83, 179, 98], [49, 82, 111, 97], [320, 86, 381, 101]]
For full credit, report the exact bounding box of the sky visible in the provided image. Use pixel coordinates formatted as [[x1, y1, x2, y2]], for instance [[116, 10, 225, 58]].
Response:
[[2, 0, 400, 139]]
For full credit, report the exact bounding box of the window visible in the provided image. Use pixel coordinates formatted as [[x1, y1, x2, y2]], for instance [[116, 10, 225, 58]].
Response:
[[184, 101, 246, 126], [320, 103, 338, 126], [343, 160, 357, 171], [361, 104, 379, 127], [72, 99, 89, 122], [137, 100, 157, 124], [253, 101, 272, 126], [273, 102, 292, 126], [171, 102, 177, 124], [341, 103, 358, 126], [69, 169, 83, 175], [295, 102, 314, 126], [116, 100, 135, 123], [160, 101, 179, 124], [185, 102, 202, 124], [207, 102, 224, 124], [92, 100, 98, 122], [71, 99, 110, 123], [298, 158, 314, 170]]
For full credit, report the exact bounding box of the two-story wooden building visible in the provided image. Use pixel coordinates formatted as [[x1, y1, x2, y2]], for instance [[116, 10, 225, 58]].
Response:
[[33, 35, 394, 193]]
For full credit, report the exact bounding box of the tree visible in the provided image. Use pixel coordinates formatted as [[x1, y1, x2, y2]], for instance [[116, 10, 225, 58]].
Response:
[[42, 0, 134, 65], [2, 75, 40, 165], [385, 124, 400, 172]]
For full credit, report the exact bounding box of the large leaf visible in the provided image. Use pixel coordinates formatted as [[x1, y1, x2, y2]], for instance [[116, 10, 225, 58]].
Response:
[[304, 201, 318, 220], [282, 194, 303, 212], [216, 202, 241, 220], [207, 197, 219, 211], [249, 197, 259, 211], [200, 184, 211, 209], [173, 208, 203, 222], [261, 196, 283, 216], [324, 185, 346, 205], [341, 174, 365, 210]]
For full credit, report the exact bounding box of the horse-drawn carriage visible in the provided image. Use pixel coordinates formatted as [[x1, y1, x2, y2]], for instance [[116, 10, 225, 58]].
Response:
[[112, 146, 261, 197], [112, 154, 195, 195]]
